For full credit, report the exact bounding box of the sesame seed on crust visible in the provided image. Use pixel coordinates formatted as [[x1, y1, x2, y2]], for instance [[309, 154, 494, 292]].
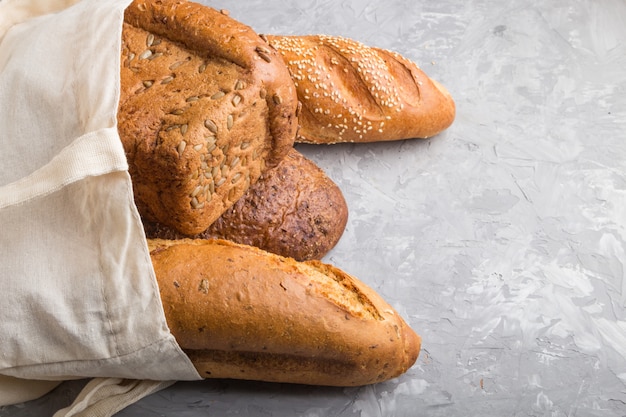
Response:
[[267, 34, 455, 144]]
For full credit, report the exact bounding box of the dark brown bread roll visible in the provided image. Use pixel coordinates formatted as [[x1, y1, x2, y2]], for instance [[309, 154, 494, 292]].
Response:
[[143, 148, 348, 261], [266, 34, 455, 144], [118, 0, 299, 235], [148, 238, 421, 386]]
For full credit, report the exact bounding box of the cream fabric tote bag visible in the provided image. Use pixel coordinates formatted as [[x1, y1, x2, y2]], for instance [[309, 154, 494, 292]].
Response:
[[0, 0, 201, 413]]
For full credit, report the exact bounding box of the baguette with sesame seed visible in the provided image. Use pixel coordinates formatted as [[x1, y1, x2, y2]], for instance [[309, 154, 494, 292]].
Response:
[[266, 35, 455, 144]]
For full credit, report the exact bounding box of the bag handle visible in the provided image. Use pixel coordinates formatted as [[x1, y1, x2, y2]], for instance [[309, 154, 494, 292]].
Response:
[[0, 127, 128, 209]]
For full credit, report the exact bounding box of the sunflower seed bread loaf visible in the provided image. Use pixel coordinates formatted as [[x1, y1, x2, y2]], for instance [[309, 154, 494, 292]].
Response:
[[118, 0, 299, 235], [148, 238, 421, 386], [143, 148, 348, 261], [266, 35, 455, 144]]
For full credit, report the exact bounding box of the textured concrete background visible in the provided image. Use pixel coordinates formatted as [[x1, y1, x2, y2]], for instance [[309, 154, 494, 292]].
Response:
[[2, 0, 626, 416]]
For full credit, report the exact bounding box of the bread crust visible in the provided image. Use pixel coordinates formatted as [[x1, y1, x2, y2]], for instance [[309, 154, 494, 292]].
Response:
[[118, 0, 298, 235], [149, 238, 421, 386], [143, 148, 348, 261], [267, 35, 455, 144]]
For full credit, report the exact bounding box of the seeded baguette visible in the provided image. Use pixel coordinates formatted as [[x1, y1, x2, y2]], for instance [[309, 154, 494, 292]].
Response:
[[143, 148, 348, 261], [266, 35, 455, 144], [148, 238, 421, 386], [118, 0, 298, 235]]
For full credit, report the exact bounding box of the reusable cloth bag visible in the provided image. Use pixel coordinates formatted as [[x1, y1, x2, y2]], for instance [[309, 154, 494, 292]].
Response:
[[0, 0, 201, 413]]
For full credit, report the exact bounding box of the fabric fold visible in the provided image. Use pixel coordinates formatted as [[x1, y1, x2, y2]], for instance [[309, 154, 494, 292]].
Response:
[[0, 127, 128, 209], [52, 378, 176, 417], [0, 0, 201, 410]]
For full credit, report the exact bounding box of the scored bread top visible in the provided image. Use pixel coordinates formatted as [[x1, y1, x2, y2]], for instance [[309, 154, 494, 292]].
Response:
[[118, 0, 298, 235], [149, 238, 415, 346], [148, 237, 380, 322], [267, 34, 455, 144]]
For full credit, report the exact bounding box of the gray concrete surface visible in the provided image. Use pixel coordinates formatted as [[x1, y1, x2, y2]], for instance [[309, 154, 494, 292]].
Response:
[[2, 0, 625, 415]]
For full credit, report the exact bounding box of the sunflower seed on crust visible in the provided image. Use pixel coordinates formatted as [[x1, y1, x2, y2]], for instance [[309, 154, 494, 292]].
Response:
[[177, 140, 186, 156], [204, 119, 218, 133], [138, 49, 152, 60], [118, 4, 298, 237]]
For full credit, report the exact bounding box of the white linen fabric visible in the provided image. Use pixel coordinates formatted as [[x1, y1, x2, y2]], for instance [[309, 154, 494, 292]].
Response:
[[52, 378, 176, 417], [0, 0, 201, 411]]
